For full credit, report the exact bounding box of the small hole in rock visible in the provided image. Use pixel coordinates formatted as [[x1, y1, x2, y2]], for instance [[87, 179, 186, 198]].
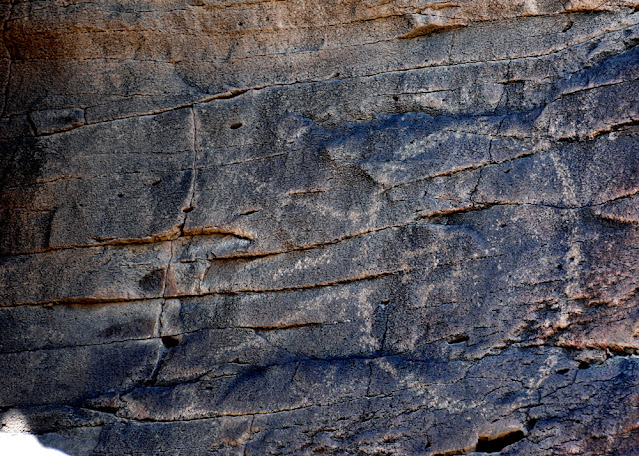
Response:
[[556, 367, 569, 375], [475, 429, 525, 453], [562, 21, 574, 33], [393, 95, 399, 101], [161, 335, 180, 348], [183, 206, 194, 213], [230, 122, 243, 129], [556, 264, 562, 269], [152, 179, 162, 186], [578, 361, 591, 370], [117, 193, 124, 198]]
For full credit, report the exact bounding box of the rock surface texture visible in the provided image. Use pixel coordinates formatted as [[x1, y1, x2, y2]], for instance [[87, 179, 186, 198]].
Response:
[[1, 0, 639, 454]]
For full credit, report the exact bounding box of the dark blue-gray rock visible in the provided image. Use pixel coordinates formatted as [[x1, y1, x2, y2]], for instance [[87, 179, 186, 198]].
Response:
[[1, 0, 638, 455]]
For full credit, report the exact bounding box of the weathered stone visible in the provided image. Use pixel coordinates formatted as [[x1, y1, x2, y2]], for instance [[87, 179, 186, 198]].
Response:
[[1, 1, 638, 455], [0, 300, 162, 353], [0, 340, 162, 407], [29, 109, 85, 136]]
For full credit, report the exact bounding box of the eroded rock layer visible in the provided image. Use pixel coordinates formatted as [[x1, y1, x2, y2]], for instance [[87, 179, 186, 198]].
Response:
[[1, 0, 639, 454]]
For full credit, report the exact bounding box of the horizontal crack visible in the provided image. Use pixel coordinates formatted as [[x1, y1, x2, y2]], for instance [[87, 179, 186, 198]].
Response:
[[3, 20, 635, 127]]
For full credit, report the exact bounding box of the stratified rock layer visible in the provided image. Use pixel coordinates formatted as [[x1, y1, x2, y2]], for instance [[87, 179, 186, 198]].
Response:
[[1, 1, 638, 455]]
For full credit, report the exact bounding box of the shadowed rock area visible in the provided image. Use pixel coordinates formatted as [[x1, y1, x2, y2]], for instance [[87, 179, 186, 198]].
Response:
[[1, 0, 639, 454]]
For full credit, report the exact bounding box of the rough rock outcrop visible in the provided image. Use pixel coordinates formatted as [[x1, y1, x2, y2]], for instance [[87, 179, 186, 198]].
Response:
[[1, 0, 639, 454]]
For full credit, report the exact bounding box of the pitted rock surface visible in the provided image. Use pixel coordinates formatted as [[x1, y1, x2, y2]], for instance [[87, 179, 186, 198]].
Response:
[[1, 1, 639, 455]]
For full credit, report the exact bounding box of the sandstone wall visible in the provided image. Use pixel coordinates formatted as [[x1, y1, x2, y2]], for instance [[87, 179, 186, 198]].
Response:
[[1, 0, 639, 454]]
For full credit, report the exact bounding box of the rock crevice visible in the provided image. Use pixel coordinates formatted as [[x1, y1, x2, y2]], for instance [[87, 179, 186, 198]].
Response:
[[1, 1, 638, 455]]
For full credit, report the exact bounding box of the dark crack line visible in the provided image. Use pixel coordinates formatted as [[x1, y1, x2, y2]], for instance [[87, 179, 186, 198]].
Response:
[[0, 333, 162, 355], [4, 19, 635, 128], [13, 344, 639, 426], [0, 251, 521, 308], [5, 140, 637, 258], [185, 107, 199, 222]]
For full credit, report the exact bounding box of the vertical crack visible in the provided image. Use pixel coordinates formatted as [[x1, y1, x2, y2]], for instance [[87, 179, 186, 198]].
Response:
[[161, 238, 176, 299], [365, 363, 373, 396], [183, 106, 199, 226], [147, 299, 168, 386], [469, 167, 482, 204], [146, 346, 166, 386], [379, 301, 391, 355], [447, 28, 456, 65], [495, 60, 512, 114], [153, 234, 178, 386], [157, 300, 166, 339], [291, 362, 301, 384], [376, 299, 393, 356], [243, 415, 256, 456], [157, 106, 199, 306]]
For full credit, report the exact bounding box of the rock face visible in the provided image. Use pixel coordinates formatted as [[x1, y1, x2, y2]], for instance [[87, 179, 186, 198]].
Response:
[[1, 0, 639, 454]]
